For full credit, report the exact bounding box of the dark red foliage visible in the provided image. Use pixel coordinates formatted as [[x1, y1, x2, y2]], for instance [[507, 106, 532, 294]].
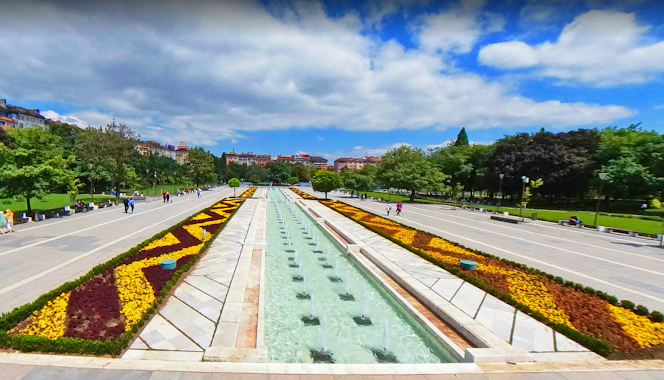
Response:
[[142, 255, 195, 295], [64, 270, 125, 341]]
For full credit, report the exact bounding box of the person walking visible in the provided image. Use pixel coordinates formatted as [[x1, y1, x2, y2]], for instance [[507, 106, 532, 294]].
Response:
[[162, 191, 167, 203], [197, 188, 202, 198], [0, 211, 6, 235], [123, 197, 130, 213], [396, 202, 402, 216], [5, 209, 14, 232], [128, 198, 135, 214], [386, 201, 392, 216], [166, 192, 171, 203]]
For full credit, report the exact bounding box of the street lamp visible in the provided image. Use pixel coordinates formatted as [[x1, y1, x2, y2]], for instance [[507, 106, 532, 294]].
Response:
[[87, 163, 95, 202], [519, 176, 529, 221], [497, 173, 505, 213], [594, 172, 609, 226]]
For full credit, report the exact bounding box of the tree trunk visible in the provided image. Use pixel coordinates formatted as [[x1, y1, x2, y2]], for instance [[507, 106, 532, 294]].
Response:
[[27, 197, 32, 214], [325, 192, 328, 199], [410, 189, 415, 202]]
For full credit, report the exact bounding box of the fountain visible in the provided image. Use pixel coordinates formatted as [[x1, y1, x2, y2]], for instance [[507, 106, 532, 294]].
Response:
[[313, 236, 322, 253], [310, 317, 334, 363], [371, 321, 398, 363], [353, 287, 372, 325], [297, 277, 311, 299], [322, 248, 333, 268], [301, 295, 320, 325], [339, 268, 355, 301], [328, 260, 342, 282], [288, 251, 299, 268], [285, 236, 294, 252], [293, 264, 305, 282]]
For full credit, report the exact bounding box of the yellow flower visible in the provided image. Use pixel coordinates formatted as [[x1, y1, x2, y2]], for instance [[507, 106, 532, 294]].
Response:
[[608, 304, 664, 348], [11, 293, 70, 339]]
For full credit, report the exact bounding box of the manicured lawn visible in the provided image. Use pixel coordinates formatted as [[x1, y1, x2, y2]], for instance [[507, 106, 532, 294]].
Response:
[[0, 194, 115, 214], [120, 184, 200, 197], [341, 190, 664, 235]]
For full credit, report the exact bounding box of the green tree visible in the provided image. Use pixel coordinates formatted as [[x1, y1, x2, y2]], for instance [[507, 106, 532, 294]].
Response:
[[0, 128, 73, 213], [454, 127, 469, 147], [0, 127, 14, 148], [340, 168, 372, 197], [291, 163, 310, 182], [601, 157, 659, 199], [65, 175, 84, 204], [311, 170, 343, 199], [287, 176, 299, 186], [186, 147, 218, 187], [248, 174, 262, 185], [379, 146, 446, 201], [228, 177, 241, 197], [47, 120, 81, 152], [268, 161, 291, 183]]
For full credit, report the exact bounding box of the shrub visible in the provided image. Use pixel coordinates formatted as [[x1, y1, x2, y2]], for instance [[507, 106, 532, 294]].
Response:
[[649, 198, 661, 209], [620, 300, 635, 310], [635, 305, 649, 316], [650, 311, 664, 323]]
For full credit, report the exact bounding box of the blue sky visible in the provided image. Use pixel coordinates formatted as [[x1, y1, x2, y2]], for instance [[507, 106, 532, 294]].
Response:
[[2, 0, 663, 162]]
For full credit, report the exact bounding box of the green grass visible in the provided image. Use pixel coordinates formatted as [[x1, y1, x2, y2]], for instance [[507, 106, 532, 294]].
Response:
[[342, 190, 664, 235], [120, 184, 198, 197], [0, 194, 115, 214]]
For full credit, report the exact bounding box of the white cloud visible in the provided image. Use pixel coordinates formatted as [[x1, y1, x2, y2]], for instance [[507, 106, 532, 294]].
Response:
[[317, 136, 324, 141], [317, 142, 412, 162], [0, 1, 635, 148], [480, 9, 664, 86], [41, 110, 88, 128]]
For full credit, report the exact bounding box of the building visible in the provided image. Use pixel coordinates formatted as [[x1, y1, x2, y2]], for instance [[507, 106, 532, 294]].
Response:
[[176, 141, 190, 165], [135, 140, 176, 160], [0, 116, 17, 130], [276, 154, 328, 168], [333, 156, 382, 172], [225, 152, 273, 166], [0, 99, 46, 129]]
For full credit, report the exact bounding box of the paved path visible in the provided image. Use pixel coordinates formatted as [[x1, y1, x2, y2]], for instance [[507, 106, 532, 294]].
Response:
[[301, 189, 664, 312], [0, 185, 245, 314]]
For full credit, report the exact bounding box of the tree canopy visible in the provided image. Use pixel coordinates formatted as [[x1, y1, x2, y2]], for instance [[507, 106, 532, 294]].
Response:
[[186, 147, 218, 187], [311, 170, 343, 199], [379, 146, 446, 201]]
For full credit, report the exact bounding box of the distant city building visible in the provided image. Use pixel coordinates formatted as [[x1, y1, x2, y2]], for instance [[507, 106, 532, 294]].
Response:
[[225, 152, 273, 166], [135, 140, 177, 160], [0, 116, 17, 130], [176, 141, 189, 165], [276, 154, 328, 168], [0, 99, 46, 129], [333, 156, 382, 172]]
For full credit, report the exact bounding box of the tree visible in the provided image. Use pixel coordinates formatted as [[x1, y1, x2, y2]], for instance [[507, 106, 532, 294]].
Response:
[[0, 128, 73, 213], [291, 163, 311, 182], [340, 168, 372, 197], [268, 161, 291, 184], [379, 146, 446, 201], [47, 120, 81, 152], [0, 127, 14, 148], [454, 127, 469, 147], [228, 177, 240, 197], [248, 174, 262, 185], [65, 175, 84, 204], [311, 170, 343, 199], [76, 127, 112, 199], [288, 176, 299, 186], [186, 147, 217, 187]]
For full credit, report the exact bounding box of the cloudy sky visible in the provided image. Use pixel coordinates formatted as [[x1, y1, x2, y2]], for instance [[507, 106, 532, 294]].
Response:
[[2, 0, 663, 161]]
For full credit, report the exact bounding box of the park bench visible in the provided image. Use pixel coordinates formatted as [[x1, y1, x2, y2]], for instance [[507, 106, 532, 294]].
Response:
[[62, 206, 74, 216], [490, 215, 520, 224], [15, 213, 32, 224], [596, 226, 660, 240]]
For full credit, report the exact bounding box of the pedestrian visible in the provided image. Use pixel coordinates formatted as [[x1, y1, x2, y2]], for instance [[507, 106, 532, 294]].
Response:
[[0, 211, 6, 235], [386, 201, 392, 216], [197, 188, 202, 198], [129, 198, 135, 214], [123, 197, 129, 213], [396, 202, 402, 216], [166, 191, 171, 203], [5, 209, 14, 232], [162, 191, 167, 203]]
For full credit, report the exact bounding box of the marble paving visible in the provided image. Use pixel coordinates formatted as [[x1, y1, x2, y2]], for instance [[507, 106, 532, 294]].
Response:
[[301, 196, 590, 355], [122, 199, 258, 361]]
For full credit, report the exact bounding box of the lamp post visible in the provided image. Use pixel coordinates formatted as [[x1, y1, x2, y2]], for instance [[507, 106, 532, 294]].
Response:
[[519, 176, 529, 221], [497, 173, 505, 213], [594, 172, 609, 226], [87, 163, 94, 202]]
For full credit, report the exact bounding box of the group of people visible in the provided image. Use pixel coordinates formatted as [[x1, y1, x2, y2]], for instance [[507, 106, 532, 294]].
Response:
[[0, 209, 14, 234], [385, 201, 403, 216], [162, 191, 171, 203], [122, 197, 135, 214]]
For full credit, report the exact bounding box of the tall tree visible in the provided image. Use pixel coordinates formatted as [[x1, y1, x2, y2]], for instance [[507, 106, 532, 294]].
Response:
[[268, 161, 291, 183], [311, 170, 343, 199], [454, 127, 469, 146], [0, 128, 73, 213], [47, 120, 81, 152], [0, 127, 14, 148], [186, 147, 217, 187], [379, 146, 446, 201]]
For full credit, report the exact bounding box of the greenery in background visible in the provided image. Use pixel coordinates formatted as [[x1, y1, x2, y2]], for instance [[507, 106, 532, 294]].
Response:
[[287, 176, 299, 186], [0, 128, 74, 212], [379, 146, 447, 201], [228, 177, 241, 197], [0, 194, 115, 215], [186, 147, 217, 187], [311, 170, 343, 199]]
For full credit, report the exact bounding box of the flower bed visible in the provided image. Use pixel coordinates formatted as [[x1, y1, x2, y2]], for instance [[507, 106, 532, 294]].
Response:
[[320, 200, 664, 357], [290, 187, 318, 200], [0, 198, 243, 355], [238, 187, 257, 198]]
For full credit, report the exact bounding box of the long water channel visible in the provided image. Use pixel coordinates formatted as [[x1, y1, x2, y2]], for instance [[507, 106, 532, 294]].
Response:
[[264, 187, 457, 363]]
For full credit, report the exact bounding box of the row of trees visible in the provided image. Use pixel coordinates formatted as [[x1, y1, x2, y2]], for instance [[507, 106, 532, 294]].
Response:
[[0, 121, 219, 212], [322, 125, 664, 208]]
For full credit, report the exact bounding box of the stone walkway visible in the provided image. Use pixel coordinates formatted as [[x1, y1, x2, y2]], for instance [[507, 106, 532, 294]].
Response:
[[123, 198, 260, 361], [297, 193, 593, 360]]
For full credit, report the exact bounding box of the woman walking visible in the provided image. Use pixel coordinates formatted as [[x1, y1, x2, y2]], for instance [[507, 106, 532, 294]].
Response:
[[386, 201, 392, 216], [396, 202, 402, 216]]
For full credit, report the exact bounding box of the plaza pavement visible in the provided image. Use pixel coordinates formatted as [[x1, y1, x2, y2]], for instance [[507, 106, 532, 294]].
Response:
[[0, 185, 245, 314], [300, 188, 664, 313]]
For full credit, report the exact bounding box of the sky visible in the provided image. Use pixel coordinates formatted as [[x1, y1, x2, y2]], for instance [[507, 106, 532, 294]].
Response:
[[1, 0, 663, 162]]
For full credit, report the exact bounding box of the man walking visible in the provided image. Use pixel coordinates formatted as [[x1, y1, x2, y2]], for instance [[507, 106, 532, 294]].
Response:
[[197, 188, 202, 198], [4, 209, 14, 232], [129, 198, 135, 214], [166, 192, 171, 203], [386, 201, 392, 216], [162, 191, 167, 203], [123, 197, 130, 213]]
